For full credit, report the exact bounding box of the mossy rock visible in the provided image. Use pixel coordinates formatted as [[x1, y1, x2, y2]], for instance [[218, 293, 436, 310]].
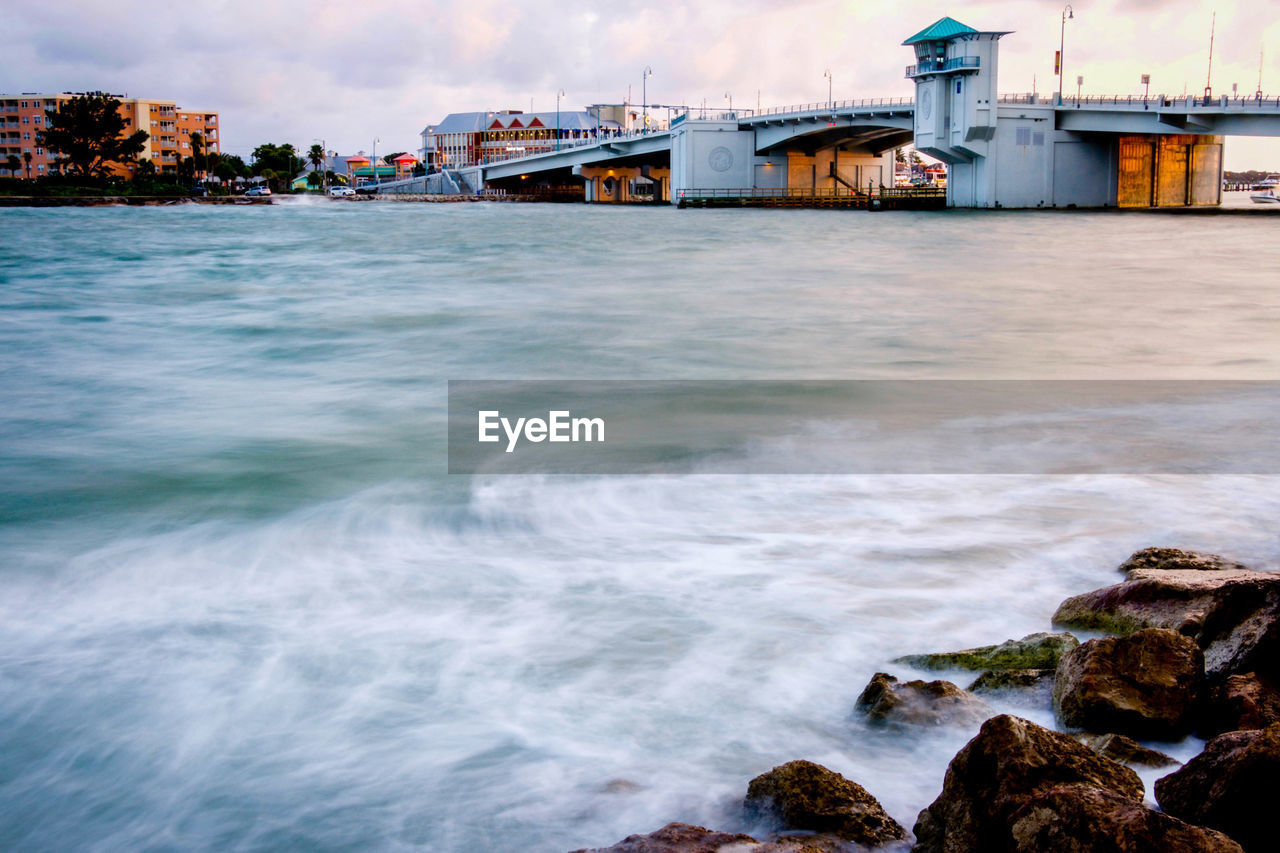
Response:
[[893, 632, 1080, 671]]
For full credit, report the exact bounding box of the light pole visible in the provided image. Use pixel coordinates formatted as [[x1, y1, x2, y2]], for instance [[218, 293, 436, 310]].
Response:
[[725, 92, 733, 114], [372, 137, 380, 187], [1076, 75, 1083, 106], [824, 68, 833, 109], [642, 66, 652, 132], [555, 89, 565, 151], [1141, 74, 1150, 101], [1058, 5, 1074, 105]]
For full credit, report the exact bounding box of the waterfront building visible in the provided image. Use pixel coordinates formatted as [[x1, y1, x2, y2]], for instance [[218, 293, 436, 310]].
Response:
[[0, 92, 219, 178], [420, 107, 626, 170]]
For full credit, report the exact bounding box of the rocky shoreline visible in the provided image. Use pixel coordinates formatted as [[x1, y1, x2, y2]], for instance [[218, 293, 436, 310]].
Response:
[[569, 548, 1280, 852]]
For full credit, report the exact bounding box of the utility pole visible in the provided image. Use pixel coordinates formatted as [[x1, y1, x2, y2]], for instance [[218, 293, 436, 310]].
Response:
[[642, 66, 652, 133], [1204, 11, 1216, 98], [1058, 5, 1074, 104]]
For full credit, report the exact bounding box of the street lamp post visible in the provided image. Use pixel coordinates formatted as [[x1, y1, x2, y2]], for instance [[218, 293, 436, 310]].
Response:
[[555, 89, 566, 151], [725, 92, 733, 114], [1141, 74, 1151, 101], [372, 137, 380, 187], [824, 68, 833, 109], [642, 66, 652, 133], [1058, 5, 1074, 105], [1076, 75, 1083, 106]]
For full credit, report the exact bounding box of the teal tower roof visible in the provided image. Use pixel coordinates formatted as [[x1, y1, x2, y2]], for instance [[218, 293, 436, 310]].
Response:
[[902, 17, 978, 45]]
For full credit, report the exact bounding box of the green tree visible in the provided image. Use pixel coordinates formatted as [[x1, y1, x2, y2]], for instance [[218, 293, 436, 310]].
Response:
[[4, 154, 18, 177], [23, 151, 32, 179], [37, 94, 148, 179], [189, 132, 205, 176], [251, 143, 298, 176], [307, 143, 325, 190], [382, 151, 407, 165], [176, 151, 196, 185]]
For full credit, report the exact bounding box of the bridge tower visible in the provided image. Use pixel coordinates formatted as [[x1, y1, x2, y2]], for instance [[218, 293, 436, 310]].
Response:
[[904, 17, 1009, 205]]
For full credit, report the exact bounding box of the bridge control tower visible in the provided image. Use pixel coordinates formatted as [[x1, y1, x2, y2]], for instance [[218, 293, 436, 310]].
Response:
[[905, 17, 1007, 166]]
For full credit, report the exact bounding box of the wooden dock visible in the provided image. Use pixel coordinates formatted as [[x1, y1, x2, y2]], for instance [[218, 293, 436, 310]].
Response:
[[676, 186, 946, 210]]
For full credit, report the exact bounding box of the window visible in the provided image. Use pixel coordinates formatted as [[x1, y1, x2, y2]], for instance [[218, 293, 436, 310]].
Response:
[[22, 117, 28, 124], [956, 80, 962, 94], [36, 147, 43, 155], [1016, 127, 1032, 146], [23, 132, 29, 140], [1032, 132, 1046, 147], [20, 101, 27, 108], [33, 116, 41, 125]]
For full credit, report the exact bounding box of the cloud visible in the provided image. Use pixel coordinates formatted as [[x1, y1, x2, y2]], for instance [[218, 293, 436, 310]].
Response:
[[2, 0, 1277, 168]]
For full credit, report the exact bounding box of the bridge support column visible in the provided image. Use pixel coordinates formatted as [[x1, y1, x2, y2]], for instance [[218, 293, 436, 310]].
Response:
[[578, 166, 646, 203], [1117, 134, 1223, 207]]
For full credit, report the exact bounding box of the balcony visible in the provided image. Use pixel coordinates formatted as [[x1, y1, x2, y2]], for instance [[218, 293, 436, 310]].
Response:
[[905, 55, 981, 78]]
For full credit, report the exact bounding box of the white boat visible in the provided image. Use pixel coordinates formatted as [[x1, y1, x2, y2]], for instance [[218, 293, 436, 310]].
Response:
[[1250, 189, 1280, 204]]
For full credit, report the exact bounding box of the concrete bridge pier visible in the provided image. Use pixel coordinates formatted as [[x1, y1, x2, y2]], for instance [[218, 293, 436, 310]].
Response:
[[575, 165, 670, 203]]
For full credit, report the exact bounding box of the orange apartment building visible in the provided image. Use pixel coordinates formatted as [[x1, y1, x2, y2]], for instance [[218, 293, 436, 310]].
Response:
[[1, 92, 219, 178]]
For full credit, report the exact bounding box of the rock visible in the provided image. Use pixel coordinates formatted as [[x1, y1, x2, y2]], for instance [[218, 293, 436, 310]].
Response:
[[754, 836, 853, 853], [1051, 567, 1280, 682], [601, 779, 645, 794], [568, 822, 757, 853], [912, 714, 1143, 853], [1117, 547, 1250, 574], [1053, 628, 1204, 740], [892, 632, 1079, 671], [743, 760, 906, 846], [968, 669, 1055, 695], [1199, 672, 1280, 737], [1008, 783, 1244, 852], [855, 672, 991, 727], [1155, 722, 1280, 853], [1079, 733, 1180, 768]]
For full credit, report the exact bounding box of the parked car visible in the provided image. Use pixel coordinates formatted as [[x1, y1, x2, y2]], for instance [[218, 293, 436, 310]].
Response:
[[327, 186, 356, 197], [190, 185, 209, 198], [244, 186, 271, 197]]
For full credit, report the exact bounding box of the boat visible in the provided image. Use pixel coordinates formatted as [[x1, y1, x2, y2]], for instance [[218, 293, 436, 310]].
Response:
[[1250, 189, 1280, 204]]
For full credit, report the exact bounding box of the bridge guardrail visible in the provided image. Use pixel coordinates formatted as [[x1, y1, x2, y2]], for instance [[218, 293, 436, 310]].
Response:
[[752, 97, 915, 118], [999, 93, 1280, 108]]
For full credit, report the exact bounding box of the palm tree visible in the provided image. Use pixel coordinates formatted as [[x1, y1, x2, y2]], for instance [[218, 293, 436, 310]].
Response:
[[307, 143, 325, 190], [5, 154, 19, 177], [23, 151, 33, 179], [189, 132, 205, 179]]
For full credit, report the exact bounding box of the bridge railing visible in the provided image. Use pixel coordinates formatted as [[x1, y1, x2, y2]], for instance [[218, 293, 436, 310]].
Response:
[[752, 97, 915, 118], [476, 125, 677, 166], [999, 93, 1280, 109]]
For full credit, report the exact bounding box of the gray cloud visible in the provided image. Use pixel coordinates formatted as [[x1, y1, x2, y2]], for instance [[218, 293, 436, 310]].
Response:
[[3, 0, 1277, 168]]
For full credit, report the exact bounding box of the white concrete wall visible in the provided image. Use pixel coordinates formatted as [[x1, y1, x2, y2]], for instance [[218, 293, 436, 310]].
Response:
[[670, 121, 755, 194]]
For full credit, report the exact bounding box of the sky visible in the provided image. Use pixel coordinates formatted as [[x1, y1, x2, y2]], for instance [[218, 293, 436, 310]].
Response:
[[5, 0, 1280, 169]]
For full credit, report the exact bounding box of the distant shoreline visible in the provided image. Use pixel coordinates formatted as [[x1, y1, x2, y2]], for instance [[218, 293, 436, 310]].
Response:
[[0, 196, 271, 207]]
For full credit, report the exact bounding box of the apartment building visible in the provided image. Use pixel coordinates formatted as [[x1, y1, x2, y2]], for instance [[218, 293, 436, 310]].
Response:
[[0, 92, 220, 178]]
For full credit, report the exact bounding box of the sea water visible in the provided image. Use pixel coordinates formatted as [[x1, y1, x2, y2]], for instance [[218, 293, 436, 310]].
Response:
[[2, 197, 1279, 851]]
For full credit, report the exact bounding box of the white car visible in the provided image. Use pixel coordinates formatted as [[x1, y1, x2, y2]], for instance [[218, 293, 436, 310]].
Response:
[[327, 186, 356, 197]]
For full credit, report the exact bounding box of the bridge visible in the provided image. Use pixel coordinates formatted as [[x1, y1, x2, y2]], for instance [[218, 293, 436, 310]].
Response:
[[407, 16, 1280, 209]]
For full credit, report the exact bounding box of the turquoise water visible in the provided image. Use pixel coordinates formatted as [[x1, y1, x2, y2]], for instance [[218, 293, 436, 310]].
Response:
[[2, 197, 1280, 851]]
